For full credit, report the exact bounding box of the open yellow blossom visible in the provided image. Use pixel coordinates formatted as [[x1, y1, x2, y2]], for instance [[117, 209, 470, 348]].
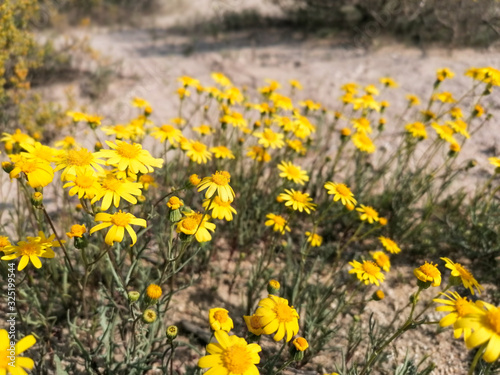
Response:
[[203, 196, 237, 221], [97, 140, 163, 174], [20, 142, 56, 163], [436, 68, 454, 81], [146, 284, 162, 300], [414, 261, 441, 287], [197, 171, 235, 202], [441, 257, 483, 295], [265, 213, 290, 234], [9, 155, 54, 188], [1, 237, 55, 271], [380, 77, 398, 88], [406, 94, 420, 106], [378, 236, 401, 254], [289, 79, 303, 90], [209, 308, 234, 332], [0, 236, 11, 253], [299, 99, 321, 111], [247, 145, 271, 162], [182, 140, 212, 164], [489, 156, 500, 168], [167, 196, 183, 210], [139, 174, 157, 190], [352, 117, 372, 134], [198, 330, 261, 375], [349, 260, 385, 286], [405, 122, 427, 139], [255, 295, 300, 342], [324, 182, 357, 207], [211, 72, 232, 86], [305, 231, 323, 247], [286, 139, 307, 155], [90, 211, 147, 246], [63, 170, 101, 199], [356, 205, 379, 224], [222, 111, 247, 128], [433, 291, 483, 340], [54, 148, 105, 181], [151, 124, 183, 144], [91, 174, 143, 211], [432, 123, 456, 144], [210, 146, 235, 159], [0, 329, 36, 375], [277, 161, 309, 185], [352, 132, 376, 153], [176, 212, 216, 242], [66, 224, 86, 238], [371, 251, 390, 272], [447, 119, 470, 138], [254, 129, 285, 149], [279, 189, 316, 214], [101, 124, 135, 140]]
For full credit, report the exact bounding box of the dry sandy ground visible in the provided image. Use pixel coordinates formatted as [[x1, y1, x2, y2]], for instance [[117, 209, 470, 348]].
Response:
[[3, 0, 500, 373]]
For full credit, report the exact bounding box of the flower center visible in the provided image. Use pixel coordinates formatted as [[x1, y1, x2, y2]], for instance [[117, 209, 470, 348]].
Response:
[[454, 263, 473, 281], [362, 261, 380, 275], [263, 129, 277, 141], [192, 142, 206, 153], [420, 263, 440, 278], [67, 149, 93, 166], [75, 175, 96, 189], [20, 160, 38, 174], [286, 166, 301, 178], [182, 217, 198, 231], [212, 172, 230, 186], [455, 298, 474, 317], [223, 345, 251, 374], [161, 125, 175, 133], [274, 303, 295, 323], [20, 243, 39, 256], [101, 178, 122, 192], [111, 212, 131, 227], [364, 207, 378, 218], [0, 349, 10, 368], [273, 215, 286, 226], [291, 191, 308, 204], [487, 308, 500, 334], [250, 315, 263, 329], [336, 184, 351, 196], [214, 310, 229, 323], [117, 143, 141, 159]]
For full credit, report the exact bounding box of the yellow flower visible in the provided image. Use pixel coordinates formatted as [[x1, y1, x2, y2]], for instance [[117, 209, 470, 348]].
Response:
[[349, 260, 385, 286], [91, 174, 143, 211], [255, 295, 300, 342], [211, 72, 232, 87], [247, 146, 271, 162], [254, 128, 285, 149], [8, 155, 54, 188], [97, 140, 163, 175], [450, 107, 463, 119], [441, 257, 484, 295], [221, 111, 247, 128], [54, 148, 105, 181], [146, 284, 162, 300], [265, 213, 290, 234], [447, 119, 470, 138], [433, 291, 483, 340], [432, 123, 456, 144], [101, 124, 135, 140], [151, 124, 183, 144], [277, 161, 309, 185], [455, 301, 500, 362], [209, 308, 234, 332], [0, 236, 11, 253], [176, 212, 216, 242], [380, 77, 398, 88], [356, 205, 379, 224], [465, 67, 500, 86], [324, 182, 357, 207], [243, 314, 265, 335], [193, 124, 214, 135], [293, 337, 309, 351], [167, 196, 183, 210], [66, 224, 86, 238], [305, 231, 322, 247], [132, 97, 151, 108], [1, 237, 55, 271], [432, 91, 456, 103], [352, 117, 372, 134], [341, 82, 358, 94], [20, 142, 56, 163], [63, 170, 101, 199], [139, 174, 157, 190], [90, 211, 147, 246], [198, 330, 261, 375], [436, 68, 454, 82], [352, 132, 376, 153], [182, 140, 212, 164], [177, 87, 190, 99], [414, 261, 441, 287], [54, 135, 79, 150], [0, 329, 36, 374], [405, 122, 427, 139], [299, 99, 321, 111], [364, 84, 379, 96], [289, 79, 303, 90], [286, 139, 307, 155], [1, 129, 35, 148], [473, 104, 485, 117], [378, 236, 401, 254], [197, 171, 235, 202], [371, 251, 390, 272], [379, 217, 388, 226], [189, 174, 201, 185], [203, 196, 237, 221], [406, 94, 420, 106], [210, 146, 235, 159], [279, 189, 316, 214], [178, 75, 200, 87]]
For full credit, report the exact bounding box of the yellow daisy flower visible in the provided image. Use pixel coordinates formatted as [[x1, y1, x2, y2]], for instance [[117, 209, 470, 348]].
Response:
[[9, 155, 54, 188], [279, 189, 316, 214], [209, 308, 234, 332], [255, 295, 300, 342], [0, 329, 36, 375], [211, 72, 232, 87], [54, 148, 105, 181], [349, 260, 385, 286], [441, 257, 484, 295], [380, 77, 398, 88], [198, 330, 261, 375], [405, 122, 427, 139], [305, 231, 323, 247], [90, 211, 147, 246], [431, 123, 456, 144], [63, 170, 101, 199], [406, 94, 420, 106], [352, 132, 376, 153], [414, 261, 441, 287], [150, 124, 183, 144], [371, 251, 390, 272], [489, 156, 500, 168], [265, 213, 290, 234], [1, 237, 55, 271], [176, 212, 216, 243], [455, 301, 500, 363], [247, 146, 271, 162], [356, 205, 379, 224], [352, 117, 372, 134], [254, 129, 285, 149], [181, 140, 212, 164], [289, 79, 303, 90], [197, 171, 235, 202], [436, 68, 454, 82], [203, 196, 237, 221], [277, 161, 309, 185], [378, 236, 401, 254], [210, 146, 235, 159], [91, 174, 143, 211], [324, 182, 357, 207]]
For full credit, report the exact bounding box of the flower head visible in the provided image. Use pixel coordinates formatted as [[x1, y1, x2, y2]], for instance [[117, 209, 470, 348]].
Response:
[[265, 214, 290, 234], [293, 337, 309, 351], [441, 257, 483, 295], [203, 196, 237, 221], [146, 284, 163, 300], [197, 171, 235, 202], [255, 295, 300, 342], [356, 205, 379, 224], [1, 237, 55, 271], [405, 122, 427, 139], [349, 260, 385, 286], [0, 330, 36, 374], [414, 262, 441, 287], [167, 196, 184, 210], [378, 236, 401, 254], [279, 189, 316, 214], [352, 132, 376, 153], [198, 330, 261, 375], [371, 251, 391, 272], [66, 224, 87, 238], [305, 231, 323, 247], [277, 161, 309, 185], [209, 308, 234, 332], [90, 211, 147, 246], [324, 182, 357, 207], [176, 212, 216, 242]]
